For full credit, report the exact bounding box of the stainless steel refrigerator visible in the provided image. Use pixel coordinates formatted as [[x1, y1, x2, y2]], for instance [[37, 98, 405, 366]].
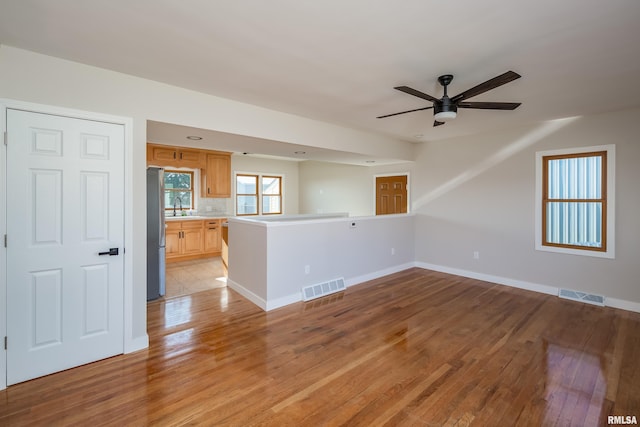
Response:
[[147, 167, 166, 300]]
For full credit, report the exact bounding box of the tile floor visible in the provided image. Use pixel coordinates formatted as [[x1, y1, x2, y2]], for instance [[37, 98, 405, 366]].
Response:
[[165, 257, 227, 299]]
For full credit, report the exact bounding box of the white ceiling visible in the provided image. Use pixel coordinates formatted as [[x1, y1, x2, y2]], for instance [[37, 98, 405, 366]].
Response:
[[1, 0, 640, 163]]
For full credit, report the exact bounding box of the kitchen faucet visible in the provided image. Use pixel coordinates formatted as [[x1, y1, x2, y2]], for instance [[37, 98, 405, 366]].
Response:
[[173, 196, 183, 216]]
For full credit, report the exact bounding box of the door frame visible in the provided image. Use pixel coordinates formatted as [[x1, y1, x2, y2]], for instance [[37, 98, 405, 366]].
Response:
[[373, 172, 411, 215], [0, 99, 137, 390]]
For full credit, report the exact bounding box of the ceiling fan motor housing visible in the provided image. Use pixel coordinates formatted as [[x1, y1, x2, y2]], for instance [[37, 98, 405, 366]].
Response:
[[435, 74, 456, 116], [434, 96, 457, 115]]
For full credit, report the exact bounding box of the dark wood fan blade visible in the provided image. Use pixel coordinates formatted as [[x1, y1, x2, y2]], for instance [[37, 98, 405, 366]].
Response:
[[376, 106, 433, 119], [451, 71, 521, 103], [457, 101, 521, 110], [394, 86, 440, 103], [433, 120, 445, 127]]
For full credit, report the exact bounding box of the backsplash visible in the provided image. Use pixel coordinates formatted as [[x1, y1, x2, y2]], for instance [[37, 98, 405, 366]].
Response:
[[197, 197, 232, 216]]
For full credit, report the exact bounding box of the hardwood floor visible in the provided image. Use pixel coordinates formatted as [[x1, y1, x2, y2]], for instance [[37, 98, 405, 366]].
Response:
[[1, 268, 638, 426]]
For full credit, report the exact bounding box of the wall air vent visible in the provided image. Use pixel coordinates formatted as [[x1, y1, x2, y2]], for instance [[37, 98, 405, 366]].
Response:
[[302, 278, 346, 302], [559, 288, 605, 306]]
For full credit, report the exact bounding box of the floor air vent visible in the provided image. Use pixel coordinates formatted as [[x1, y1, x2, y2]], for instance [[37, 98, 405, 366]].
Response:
[[559, 288, 605, 306], [302, 278, 346, 302]]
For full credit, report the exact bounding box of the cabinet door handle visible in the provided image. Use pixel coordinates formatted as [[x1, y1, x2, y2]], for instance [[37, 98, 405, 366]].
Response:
[[173, 151, 176, 159], [180, 152, 183, 160], [208, 227, 216, 230], [207, 187, 210, 194]]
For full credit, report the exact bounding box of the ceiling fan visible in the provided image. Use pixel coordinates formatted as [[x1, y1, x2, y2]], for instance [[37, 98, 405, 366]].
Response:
[[377, 70, 522, 126]]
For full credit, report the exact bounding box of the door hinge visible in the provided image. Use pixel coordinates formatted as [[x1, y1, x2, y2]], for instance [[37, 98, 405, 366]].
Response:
[[3, 234, 6, 248], [3, 131, 6, 146], [4, 336, 7, 350]]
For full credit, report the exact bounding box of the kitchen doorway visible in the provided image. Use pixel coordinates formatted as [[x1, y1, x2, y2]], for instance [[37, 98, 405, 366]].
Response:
[[164, 257, 227, 299]]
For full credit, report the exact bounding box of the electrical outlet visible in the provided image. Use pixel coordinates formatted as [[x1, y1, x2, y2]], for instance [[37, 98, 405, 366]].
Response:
[[391, 248, 395, 255], [304, 265, 310, 274], [473, 251, 480, 259]]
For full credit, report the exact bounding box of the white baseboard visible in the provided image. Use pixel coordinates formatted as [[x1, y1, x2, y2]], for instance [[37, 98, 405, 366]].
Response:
[[416, 262, 558, 296], [416, 262, 640, 314], [232, 262, 417, 312], [125, 334, 149, 354], [266, 293, 303, 311], [345, 262, 416, 289], [227, 279, 267, 311], [605, 297, 640, 313], [229, 262, 640, 314]]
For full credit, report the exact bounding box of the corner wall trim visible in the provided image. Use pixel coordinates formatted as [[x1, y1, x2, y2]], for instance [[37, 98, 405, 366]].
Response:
[[125, 335, 149, 354], [227, 279, 267, 311]]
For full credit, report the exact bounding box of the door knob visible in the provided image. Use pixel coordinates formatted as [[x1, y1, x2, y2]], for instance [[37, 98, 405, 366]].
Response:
[[98, 248, 119, 256]]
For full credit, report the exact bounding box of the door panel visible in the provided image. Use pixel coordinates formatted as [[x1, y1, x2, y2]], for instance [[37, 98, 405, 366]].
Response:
[[31, 169, 63, 244], [6, 109, 125, 385], [82, 264, 109, 336], [81, 172, 110, 241], [30, 269, 63, 347]]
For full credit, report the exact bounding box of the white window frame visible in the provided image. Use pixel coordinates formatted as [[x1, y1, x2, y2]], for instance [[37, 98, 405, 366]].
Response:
[[535, 144, 615, 259], [234, 171, 284, 216]]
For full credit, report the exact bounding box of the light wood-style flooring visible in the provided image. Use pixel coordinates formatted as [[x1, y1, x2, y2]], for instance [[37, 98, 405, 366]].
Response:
[[1, 268, 638, 426], [165, 257, 227, 299]]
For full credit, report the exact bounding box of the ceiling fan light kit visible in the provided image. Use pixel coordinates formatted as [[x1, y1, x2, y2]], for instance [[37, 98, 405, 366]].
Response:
[[434, 110, 456, 122], [378, 71, 522, 127]]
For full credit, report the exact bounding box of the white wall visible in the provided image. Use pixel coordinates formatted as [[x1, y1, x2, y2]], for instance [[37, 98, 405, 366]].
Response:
[[299, 161, 414, 217], [228, 214, 415, 310], [0, 46, 411, 345], [226, 220, 268, 305], [411, 109, 640, 308], [231, 155, 300, 215]]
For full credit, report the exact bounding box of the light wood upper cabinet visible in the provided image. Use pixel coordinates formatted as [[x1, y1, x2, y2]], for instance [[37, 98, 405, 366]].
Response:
[[177, 148, 203, 167], [147, 144, 204, 168], [147, 143, 231, 199], [201, 153, 231, 198]]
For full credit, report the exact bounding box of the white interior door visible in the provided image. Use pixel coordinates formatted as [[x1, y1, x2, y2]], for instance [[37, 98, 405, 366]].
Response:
[[6, 109, 125, 385]]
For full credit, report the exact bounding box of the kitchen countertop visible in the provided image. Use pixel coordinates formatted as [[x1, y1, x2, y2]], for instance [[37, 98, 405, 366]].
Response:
[[165, 215, 230, 221]]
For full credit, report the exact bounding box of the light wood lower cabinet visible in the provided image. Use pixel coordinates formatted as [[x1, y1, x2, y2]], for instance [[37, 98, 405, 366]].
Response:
[[204, 219, 223, 254], [165, 223, 182, 259], [166, 219, 224, 262]]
